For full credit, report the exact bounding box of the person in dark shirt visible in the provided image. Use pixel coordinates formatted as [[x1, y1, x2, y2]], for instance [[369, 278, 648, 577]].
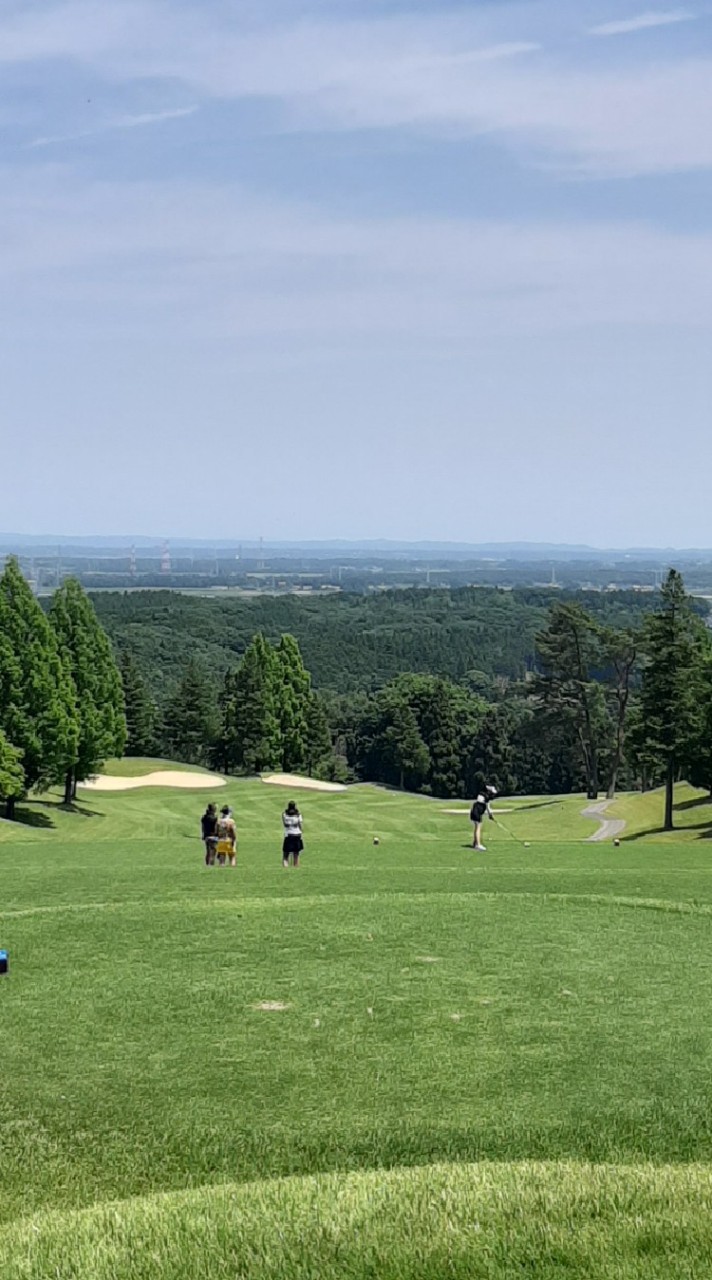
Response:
[[201, 803, 218, 866], [470, 785, 497, 851]]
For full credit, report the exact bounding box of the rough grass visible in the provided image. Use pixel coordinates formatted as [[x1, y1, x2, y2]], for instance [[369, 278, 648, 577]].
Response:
[[3, 770, 712, 1275], [99, 757, 214, 777], [609, 784, 712, 841]]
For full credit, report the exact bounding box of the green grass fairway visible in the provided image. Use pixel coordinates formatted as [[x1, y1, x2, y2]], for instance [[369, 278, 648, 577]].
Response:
[[3, 768, 712, 1276]]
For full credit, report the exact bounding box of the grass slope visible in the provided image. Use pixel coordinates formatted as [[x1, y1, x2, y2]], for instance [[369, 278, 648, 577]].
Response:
[[99, 757, 214, 777], [5, 1162, 712, 1279], [2, 768, 712, 1274]]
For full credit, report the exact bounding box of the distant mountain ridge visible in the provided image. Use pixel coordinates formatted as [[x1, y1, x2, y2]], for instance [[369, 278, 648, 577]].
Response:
[[1, 534, 711, 562]]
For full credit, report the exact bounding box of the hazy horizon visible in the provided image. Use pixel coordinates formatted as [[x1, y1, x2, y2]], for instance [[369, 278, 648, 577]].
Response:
[[4, 531, 712, 558], [2, 0, 711, 544]]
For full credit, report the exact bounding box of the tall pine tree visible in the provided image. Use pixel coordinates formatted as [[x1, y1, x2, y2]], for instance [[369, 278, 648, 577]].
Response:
[[50, 579, 127, 802], [638, 569, 707, 830], [162, 659, 218, 767], [222, 635, 281, 774], [381, 697, 430, 791], [304, 692, 334, 777], [0, 558, 78, 818], [276, 634, 311, 773], [535, 602, 607, 800], [119, 650, 157, 758]]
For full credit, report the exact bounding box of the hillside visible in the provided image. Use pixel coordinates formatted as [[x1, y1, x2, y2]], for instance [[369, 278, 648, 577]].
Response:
[[90, 586, 664, 701]]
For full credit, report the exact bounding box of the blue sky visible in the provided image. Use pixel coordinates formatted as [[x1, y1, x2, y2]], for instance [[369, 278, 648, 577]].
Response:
[[1, 0, 711, 544]]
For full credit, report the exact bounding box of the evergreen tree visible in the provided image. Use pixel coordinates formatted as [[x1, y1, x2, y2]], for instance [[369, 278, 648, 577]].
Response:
[[119, 649, 157, 758], [223, 634, 281, 774], [600, 627, 639, 799], [275, 634, 311, 773], [638, 570, 707, 830], [463, 704, 515, 797], [0, 558, 78, 818], [0, 730, 24, 810], [162, 659, 218, 766], [687, 652, 712, 796], [49, 579, 127, 802], [304, 692, 334, 777], [381, 698, 430, 791], [535, 602, 607, 799], [424, 679, 462, 798]]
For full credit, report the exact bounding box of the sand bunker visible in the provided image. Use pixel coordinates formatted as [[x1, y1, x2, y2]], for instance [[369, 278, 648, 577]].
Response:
[[261, 773, 346, 792], [78, 771, 226, 792]]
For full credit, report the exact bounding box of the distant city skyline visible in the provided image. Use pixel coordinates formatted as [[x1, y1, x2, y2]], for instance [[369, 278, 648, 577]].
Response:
[[1, 1, 711, 544]]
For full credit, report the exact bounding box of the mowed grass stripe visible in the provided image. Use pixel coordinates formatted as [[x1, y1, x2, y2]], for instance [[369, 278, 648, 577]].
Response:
[[4, 1161, 712, 1279], [4, 767, 712, 1272], [3, 882, 712, 1225], [5, 889, 712, 922]]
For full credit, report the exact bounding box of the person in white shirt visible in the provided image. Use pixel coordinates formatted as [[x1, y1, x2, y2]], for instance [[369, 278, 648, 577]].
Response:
[[282, 800, 304, 868]]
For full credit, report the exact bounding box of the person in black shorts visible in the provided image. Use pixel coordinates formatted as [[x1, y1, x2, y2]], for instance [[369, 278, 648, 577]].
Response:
[[201, 803, 218, 866], [282, 800, 304, 867], [470, 785, 497, 851]]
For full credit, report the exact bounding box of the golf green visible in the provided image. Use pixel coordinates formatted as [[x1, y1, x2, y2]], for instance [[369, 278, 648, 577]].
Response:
[[2, 769, 712, 1277]]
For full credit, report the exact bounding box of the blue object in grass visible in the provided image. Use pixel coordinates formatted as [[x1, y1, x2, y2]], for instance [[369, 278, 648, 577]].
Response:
[[0, 950, 8, 975]]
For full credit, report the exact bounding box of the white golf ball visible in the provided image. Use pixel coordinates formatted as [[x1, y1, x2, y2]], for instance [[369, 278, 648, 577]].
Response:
[[524, 841, 531, 848], [373, 837, 380, 846]]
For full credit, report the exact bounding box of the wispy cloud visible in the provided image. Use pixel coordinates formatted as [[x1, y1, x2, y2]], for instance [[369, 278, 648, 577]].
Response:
[[28, 105, 198, 149], [588, 9, 695, 36], [2, 4, 712, 177], [1, 170, 712, 342]]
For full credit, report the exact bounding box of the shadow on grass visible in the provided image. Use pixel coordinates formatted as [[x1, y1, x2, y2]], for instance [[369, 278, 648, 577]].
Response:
[[2, 807, 55, 830], [509, 799, 561, 812], [674, 795, 712, 813], [623, 821, 712, 843], [3, 799, 104, 828]]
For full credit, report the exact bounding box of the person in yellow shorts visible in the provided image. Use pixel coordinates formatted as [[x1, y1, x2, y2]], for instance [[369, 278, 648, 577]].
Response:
[[216, 805, 237, 867]]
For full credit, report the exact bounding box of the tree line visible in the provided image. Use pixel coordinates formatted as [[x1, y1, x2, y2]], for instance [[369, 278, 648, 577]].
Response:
[[0, 559, 126, 817], [115, 568, 712, 829], [119, 634, 334, 781], [327, 569, 710, 829], [4, 558, 709, 832], [91, 584, 661, 699]]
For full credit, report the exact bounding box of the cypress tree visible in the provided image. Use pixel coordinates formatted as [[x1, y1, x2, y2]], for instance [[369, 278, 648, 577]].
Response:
[[0, 558, 79, 818], [425, 680, 462, 798], [49, 579, 127, 802], [304, 692, 334, 777], [225, 634, 282, 774], [0, 729, 24, 810], [276, 634, 311, 773], [119, 649, 157, 758]]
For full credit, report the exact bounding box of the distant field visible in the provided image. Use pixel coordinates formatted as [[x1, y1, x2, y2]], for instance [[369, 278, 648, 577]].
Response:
[[3, 769, 712, 1276]]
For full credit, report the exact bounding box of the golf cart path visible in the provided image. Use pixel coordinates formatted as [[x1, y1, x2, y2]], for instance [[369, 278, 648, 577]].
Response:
[[582, 799, 626, 843]]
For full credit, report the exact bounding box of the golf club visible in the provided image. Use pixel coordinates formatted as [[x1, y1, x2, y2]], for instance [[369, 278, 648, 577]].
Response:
[[492, 816, 530, 848]]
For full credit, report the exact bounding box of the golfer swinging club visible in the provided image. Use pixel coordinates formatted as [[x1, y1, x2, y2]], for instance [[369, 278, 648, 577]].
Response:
[[470, 784, 497, 851]]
